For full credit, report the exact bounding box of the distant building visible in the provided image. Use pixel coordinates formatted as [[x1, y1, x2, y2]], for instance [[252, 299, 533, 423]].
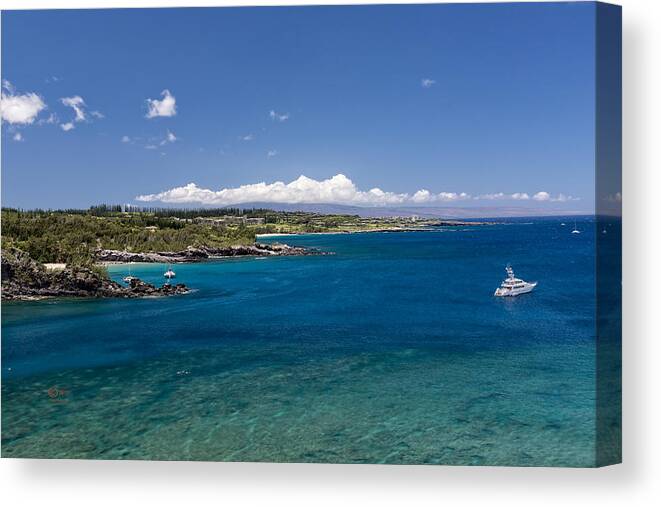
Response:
[[196, 216, 245, 225]]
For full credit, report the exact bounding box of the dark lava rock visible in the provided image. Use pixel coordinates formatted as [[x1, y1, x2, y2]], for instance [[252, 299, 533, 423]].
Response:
[[94, 242, 324, 263], [1, 248, 191, 301]]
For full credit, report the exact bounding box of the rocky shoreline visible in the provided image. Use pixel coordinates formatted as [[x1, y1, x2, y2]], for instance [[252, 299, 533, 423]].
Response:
[[1, 248, 190, 301], [1, 242, 322, 301], [95, 242, 323, 264]]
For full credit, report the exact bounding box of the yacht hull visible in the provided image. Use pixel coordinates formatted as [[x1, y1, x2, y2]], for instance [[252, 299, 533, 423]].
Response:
[[494, 282, 537, 297]]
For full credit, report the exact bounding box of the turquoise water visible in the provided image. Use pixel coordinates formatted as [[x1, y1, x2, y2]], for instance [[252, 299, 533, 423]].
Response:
[[2, 219, 604, 465]]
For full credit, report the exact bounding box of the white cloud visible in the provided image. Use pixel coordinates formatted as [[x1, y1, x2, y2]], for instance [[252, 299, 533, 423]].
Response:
[[553, 193, 580, 202], [60, 122, 75, 131], [13, 132, 23, 142], [269, 110, 290, 122], [2, 80, 15, 93], [438, 192, 470, 201], [61, 96, 87, 122], [135, 173, 580, 208], [38, 113, 58, 125], [411, 189, 470, 203], [531, 191, 578, 202], [267, 149, 278, 158], [411, 189, 432, 203], [479, 192, 506, 200], [146, 89, 176, 118], [155, 131, 178, 146], [60, 96, 103, 125], [1, 81, 47, 125], [136, 174, 473, 207], [240, 133, 254, 141], [121, 135, 131, 143], [137, 174, 403, 206], [421, 78, 436, 88], [479, 192, 530, 201], [511, 192, 530, 200], [145, 144, 157, 150]]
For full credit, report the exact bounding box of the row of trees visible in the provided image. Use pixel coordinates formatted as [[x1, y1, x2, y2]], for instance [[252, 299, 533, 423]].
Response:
[[95, 204, 278, 218], [3, 205, 278, 219]]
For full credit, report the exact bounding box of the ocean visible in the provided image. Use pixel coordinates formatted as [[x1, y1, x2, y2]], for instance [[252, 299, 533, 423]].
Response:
[[1, 218, 609, 466]]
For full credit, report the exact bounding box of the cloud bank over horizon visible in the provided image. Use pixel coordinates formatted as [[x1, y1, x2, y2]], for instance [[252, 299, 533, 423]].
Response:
[[136, 174, 578, 207]]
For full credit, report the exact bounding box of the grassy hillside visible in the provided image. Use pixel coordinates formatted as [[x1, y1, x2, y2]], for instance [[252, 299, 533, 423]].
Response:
[[1, 209, 255, 265]]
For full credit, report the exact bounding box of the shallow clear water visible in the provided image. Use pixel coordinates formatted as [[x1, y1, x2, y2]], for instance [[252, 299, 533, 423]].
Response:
[[2, 219, 602, 465]]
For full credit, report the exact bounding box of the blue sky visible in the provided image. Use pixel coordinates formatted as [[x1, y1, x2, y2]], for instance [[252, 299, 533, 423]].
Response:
[[1, 3, 597, 211]]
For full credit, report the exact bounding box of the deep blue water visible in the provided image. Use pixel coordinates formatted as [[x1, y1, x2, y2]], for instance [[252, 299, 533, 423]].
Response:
[[2, 218, 605, 465]]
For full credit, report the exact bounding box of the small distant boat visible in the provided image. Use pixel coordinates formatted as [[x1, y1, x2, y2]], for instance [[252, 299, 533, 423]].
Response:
[[123, 262, 137, 283], [560, 223, 566, 226], [494, 265, 537, 297], [164, 265, 176, 279], [571, 220, 581, 234]]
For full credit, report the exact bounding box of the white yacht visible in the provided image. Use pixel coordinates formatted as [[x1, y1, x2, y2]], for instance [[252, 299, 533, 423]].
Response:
[[494, 266, 537, 297], [571, 220, 581, 234], [164, 265, 176, 279]]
